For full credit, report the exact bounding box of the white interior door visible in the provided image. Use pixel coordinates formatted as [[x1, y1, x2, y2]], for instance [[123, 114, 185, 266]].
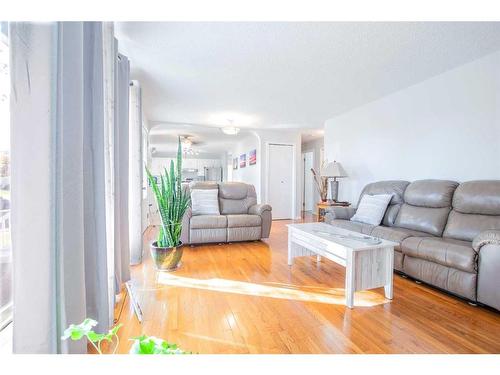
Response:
[[302, 151, 314, 212], [268, 144, 294, 220]]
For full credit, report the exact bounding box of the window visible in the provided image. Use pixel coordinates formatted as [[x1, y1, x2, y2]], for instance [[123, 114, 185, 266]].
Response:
[[0, 25, 11, 332]]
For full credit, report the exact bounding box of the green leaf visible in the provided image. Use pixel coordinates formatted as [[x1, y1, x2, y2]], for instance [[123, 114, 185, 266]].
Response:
[[109, 323, 122, 336], [61, 319, 98, 341], [145, 139, 189, 248], [129, 335, 189, 355]]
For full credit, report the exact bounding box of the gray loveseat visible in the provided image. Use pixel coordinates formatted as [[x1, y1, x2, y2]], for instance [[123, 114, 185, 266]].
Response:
[[325, 179, 500, 311], [180, 181, 272, 245]]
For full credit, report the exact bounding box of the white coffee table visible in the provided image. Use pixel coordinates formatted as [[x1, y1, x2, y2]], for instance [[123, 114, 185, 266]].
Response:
[[287, 222, 398, 308]]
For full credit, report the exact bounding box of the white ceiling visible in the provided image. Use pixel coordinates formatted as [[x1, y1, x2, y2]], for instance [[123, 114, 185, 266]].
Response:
[[149, 123, 256, 157], [115, 22, 500, 130]]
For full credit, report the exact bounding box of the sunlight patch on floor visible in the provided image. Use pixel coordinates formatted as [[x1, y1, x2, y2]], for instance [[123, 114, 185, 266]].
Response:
[[156, 273, 388, 307]]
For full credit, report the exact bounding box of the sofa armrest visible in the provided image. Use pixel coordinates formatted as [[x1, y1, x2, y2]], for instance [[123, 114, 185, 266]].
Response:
[[472, 230, 500, 252], [180, 207, 192, 244], [248, 204, 272, 239], [324, 206, 356, 223], [248, 204, 272, 216], [474, 230, 500, 310]]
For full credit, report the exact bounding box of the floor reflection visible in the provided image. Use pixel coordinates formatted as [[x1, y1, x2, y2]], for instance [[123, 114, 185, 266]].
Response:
[[156, 273, 388, 307]]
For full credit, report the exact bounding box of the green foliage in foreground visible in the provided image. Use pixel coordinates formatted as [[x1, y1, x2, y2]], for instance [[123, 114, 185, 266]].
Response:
[[129, 335, 190, 354], [62, 318, 122, 354], [62, 319, 189, 354], [146, 137, 190, 248]]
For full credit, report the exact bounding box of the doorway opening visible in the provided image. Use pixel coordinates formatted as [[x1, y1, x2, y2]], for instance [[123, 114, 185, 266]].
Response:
[[301, 151, 314, 214]]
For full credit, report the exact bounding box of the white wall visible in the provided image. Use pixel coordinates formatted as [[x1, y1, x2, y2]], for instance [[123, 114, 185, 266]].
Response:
[[228, 134, 261, 200], [324, 51, 500, 205], [226, 129, 303, 218], [301, 137, 324, 206]]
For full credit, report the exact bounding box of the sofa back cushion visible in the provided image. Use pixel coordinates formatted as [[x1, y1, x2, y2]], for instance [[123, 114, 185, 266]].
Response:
[[358, 180, 410, 226], [452, 180, 500, 215], [395, 180, 458, 236], [189, 181, 219, 190], [443, 181, 500, 241], [218, 182, 258, 215]]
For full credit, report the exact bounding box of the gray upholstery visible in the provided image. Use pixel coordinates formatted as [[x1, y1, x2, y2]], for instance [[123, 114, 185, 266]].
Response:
[[477, 241, 500, 310], [443, 181, 500, 242], [325, 178, 500, 310], [248, 204, 272, 238], [370, 226, 431, 250], [260, 210, 272, 239], [473, 229, 500, 252], [329, 219, 375, 235], [358, 180, 410, 227], [403, 180, 458, 208], [474, 229, 500, 310], [383, 205, 402, 227], [401, 237, 476, 273], [228, 227, 262, 242], [395, 205, 451, 236], [403, 255, 477, 301], [394, 180, 458, 236], [190, 215, 227, 229], [219, 182, 258, 214], [190, 228, 227, 244], [182, 182, 271, 244], [180, 207, 192, 245], [443, 210, 500, 242], [227, 214, 261, 228], [248, 203, 272, 216], [324, 206, 357, 222], [394, 251, 404, 272], [219, 182, 254, 199], [452, 181, 500, 215], [358, 180, 409, 205]]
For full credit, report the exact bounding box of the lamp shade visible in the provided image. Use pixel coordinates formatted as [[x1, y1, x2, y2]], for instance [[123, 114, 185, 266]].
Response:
[[321, 161, 348, 178]]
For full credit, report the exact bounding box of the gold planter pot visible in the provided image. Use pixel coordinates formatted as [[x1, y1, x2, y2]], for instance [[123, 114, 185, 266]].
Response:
[[150, 241, 184, 271]]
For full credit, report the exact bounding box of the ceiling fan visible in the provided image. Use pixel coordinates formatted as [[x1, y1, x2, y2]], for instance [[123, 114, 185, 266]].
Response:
[[179, 135, 202, 156]]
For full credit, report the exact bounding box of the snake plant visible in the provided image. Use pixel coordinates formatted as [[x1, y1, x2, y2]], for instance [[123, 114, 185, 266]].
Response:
[[146, 137, 190, 248]]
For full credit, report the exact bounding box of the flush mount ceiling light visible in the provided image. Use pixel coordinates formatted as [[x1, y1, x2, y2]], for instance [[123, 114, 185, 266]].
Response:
[[221, 120, 240, 135]]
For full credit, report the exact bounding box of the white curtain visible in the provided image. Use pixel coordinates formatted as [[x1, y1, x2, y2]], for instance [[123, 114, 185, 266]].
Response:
[[114, 52, 131, 289], [129, 81, 143, 265], [10, 21, 131, 353]]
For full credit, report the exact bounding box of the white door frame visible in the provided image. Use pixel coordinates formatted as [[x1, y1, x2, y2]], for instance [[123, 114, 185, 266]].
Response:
[[265, 142, 296, 220], [301, 151, 314, 212]]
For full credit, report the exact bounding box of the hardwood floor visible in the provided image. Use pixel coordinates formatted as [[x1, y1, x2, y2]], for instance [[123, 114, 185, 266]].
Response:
[[110, 215, 500, 354]]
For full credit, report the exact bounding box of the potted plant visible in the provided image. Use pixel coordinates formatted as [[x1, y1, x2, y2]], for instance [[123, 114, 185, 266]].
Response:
[[146, 137, 190, 271], [311, 167, 329, 202]]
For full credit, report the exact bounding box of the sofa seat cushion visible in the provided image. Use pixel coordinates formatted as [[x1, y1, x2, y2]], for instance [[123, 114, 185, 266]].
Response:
[[401, 237, 476, 273], [226, 214, 261, 228], [328, 219, 375, 235], [190, 215, 227, 229], [370, 226, 431, 251]]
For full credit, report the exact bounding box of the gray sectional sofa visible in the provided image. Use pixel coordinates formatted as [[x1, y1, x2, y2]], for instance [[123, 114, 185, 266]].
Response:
[[180, 181, 272, 245], [325, 179, 500, 311]]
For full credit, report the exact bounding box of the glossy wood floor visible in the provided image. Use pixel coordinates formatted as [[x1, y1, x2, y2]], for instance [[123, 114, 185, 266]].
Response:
[[110, 215, 500, 354]]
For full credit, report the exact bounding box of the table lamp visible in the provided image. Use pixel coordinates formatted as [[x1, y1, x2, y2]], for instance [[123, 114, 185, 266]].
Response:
[[321, 161, 348, 202]]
